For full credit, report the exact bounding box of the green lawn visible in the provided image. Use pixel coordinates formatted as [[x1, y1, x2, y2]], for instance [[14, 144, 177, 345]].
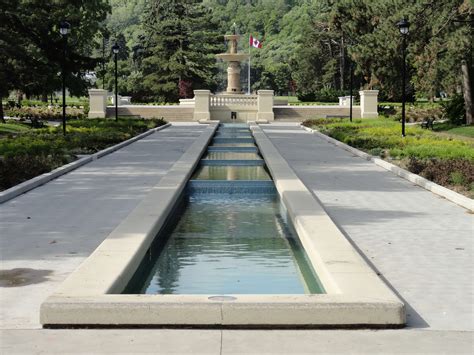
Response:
[[0, 122, 31, 136], [433, 123, 474, 138]]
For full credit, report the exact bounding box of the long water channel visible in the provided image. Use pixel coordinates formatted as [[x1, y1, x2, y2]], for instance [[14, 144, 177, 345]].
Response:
[[124, 124, 324, 295]]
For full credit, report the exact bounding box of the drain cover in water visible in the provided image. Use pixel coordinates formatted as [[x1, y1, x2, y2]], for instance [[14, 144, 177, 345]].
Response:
[[208, 295, 237, 301]]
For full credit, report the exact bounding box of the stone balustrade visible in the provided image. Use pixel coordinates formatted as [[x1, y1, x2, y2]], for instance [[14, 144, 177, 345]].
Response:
[[210, 94, 257, 107], [88, 88, 377, 122]]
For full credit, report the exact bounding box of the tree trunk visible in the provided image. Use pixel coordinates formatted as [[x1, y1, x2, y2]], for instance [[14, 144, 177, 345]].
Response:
[[461, 60, 473, 125], [340, 35, 345, 91], [0, 98, 5, 123]]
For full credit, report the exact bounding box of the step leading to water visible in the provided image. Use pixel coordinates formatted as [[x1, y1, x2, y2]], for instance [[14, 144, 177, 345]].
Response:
[[200, 159, 264, 166], [187, 180, 276, 194]]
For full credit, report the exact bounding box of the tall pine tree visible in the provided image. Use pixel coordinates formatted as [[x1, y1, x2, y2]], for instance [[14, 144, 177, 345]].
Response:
[[141, 0, 223, 102]]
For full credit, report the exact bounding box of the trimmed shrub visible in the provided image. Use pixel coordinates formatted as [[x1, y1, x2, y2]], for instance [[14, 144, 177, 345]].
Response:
[[407, 158, 473, 187], [441, 94, 466, 125], [0, 117, 166, 190]]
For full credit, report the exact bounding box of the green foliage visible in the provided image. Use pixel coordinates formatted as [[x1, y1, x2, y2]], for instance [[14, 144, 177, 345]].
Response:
[[436, 125, 474, 138], [305, 117, 474, 194], [0, 154, 73, 190], [5, 107, 85, 122], [0, 122, 31, 136], [0, 118, 165, 190], [450, 171, 466, 185], [392, 105, 444, 123], [139, 0, 223, 102], [305, 117, 474, 160], [441, 94, 467, 125], [0, 0, 110, 99], [297, 88, 348, 103], [407, 157, 473, 190], [291, 0, 472, 104]]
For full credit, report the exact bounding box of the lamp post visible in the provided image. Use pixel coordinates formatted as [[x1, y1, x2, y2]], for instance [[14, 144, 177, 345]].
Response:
[[349, 61, 354, 123], [112, 43, 119, 121], [59, 21, 71, 136], [397, 18, 409, 137]]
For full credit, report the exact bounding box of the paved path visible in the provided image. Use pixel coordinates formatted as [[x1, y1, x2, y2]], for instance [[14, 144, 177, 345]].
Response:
[[0, 123, 206, 329], [261, 124, 473, 332], [1, 122, 473, 354]]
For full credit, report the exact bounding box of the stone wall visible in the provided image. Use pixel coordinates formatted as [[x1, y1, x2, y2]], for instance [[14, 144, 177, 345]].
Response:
[[274, 106, 361, 121], [104, 105, 361, 122], [106, 106, 194, 121]]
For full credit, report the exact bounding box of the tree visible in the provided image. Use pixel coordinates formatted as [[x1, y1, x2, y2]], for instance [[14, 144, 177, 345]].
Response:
[[140, 0, 223, 103], [0, 0, 110, 121]]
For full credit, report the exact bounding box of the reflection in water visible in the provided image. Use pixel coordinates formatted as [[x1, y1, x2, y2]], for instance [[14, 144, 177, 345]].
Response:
[[203, 152, 261, 160], [124, 124, 324, 296], [138, 195, 323, 294], [211, 143, 256, 147], [192, 166, 271, 180]]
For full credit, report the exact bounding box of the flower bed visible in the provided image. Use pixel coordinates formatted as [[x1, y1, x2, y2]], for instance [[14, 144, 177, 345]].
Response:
[[0, 118, 165, 191], [303, 117, 474, 198]]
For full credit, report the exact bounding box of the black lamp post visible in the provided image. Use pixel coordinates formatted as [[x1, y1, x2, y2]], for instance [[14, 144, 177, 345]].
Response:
[[112, 43, 120, 121], [59, 21, 71, 136], [349, 61, 354, 123], [397, 18, 410, 137]]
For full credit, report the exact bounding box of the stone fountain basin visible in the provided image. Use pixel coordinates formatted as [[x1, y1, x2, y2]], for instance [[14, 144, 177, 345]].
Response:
[[216, 53, 249, 62]]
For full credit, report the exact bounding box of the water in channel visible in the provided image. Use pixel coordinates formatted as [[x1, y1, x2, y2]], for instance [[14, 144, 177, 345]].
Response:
[[124, 124, 324, 295]]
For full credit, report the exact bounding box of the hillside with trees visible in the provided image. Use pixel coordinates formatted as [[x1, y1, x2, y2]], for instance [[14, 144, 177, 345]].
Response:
[[1, 0, 472, 123]]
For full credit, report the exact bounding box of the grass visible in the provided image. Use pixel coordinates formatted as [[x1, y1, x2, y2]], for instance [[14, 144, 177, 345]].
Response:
[[0, 122, 31, 136], [0, 117, 166, 191], [304, 117, 474, 160], [303, 117, 474, 197], [433, 123, 474, 138]]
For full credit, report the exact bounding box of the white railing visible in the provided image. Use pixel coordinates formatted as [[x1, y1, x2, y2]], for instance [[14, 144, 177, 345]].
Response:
[[210, 94, 258, 108]]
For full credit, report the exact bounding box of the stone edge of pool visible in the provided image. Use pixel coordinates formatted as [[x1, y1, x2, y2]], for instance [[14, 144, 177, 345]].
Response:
[[40, 122, 405, 327]]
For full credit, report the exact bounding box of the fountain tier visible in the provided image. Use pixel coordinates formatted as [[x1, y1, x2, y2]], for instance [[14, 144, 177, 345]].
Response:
[[216, 34, 249, 94]]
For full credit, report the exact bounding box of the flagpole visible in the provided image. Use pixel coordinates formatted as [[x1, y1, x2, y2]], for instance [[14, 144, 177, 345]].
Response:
[[248, 35, 251, 95]]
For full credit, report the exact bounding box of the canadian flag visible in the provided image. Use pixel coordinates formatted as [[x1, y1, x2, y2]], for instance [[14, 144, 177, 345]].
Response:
[[249, 35, 262, 49]]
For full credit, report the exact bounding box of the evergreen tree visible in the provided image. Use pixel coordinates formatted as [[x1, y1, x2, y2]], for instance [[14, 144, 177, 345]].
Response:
[[0, 0, 110, 116], [140, 0, 223, 103]]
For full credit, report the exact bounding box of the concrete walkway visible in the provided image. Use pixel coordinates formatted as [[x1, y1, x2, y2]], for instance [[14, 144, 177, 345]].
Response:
[[1, 123, 473, 354], [0, 123, 206, 329]]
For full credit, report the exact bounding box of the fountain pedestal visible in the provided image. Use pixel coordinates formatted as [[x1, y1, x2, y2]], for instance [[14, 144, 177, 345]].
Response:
[[216, 34, 249, 94]]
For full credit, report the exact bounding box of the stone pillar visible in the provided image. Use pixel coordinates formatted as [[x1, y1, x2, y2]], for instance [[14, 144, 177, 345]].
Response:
[[227, 62, 241, 93], [193, 90, 211, 122], [88, 89, 107, 118], [257, 90, 274, 122], [359, 90, 379, 118]]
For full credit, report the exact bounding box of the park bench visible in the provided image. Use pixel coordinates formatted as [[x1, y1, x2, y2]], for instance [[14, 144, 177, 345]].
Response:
[[421, 117, 435, 129]]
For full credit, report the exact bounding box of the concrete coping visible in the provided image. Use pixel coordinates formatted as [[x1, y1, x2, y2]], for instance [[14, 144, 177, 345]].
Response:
[[273, 105, 361, 108], [40, 122, 405, 327], [107, 105, 186, 108], [250, 124, 405, 323]]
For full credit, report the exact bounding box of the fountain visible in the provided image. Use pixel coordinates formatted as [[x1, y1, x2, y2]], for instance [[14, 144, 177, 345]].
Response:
[[216, 25, 249, 94]]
